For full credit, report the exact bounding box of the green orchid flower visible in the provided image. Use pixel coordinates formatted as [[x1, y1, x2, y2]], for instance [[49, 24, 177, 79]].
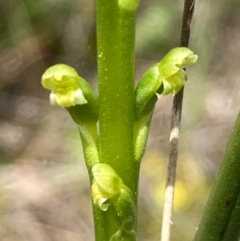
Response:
[[42, 64, 88, 108], [157, 47, 198, 96], [134, 47, 197, 163], [91, 163, 124, 211], [91, 163, 136, 229], [135, 47, 198, 119]]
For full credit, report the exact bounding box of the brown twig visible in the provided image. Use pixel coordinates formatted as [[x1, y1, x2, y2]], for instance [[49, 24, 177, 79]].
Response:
[[160, 1, 195, 241]]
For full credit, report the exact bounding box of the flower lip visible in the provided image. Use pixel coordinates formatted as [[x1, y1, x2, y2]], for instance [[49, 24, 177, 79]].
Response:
[[179, 53, 198, 68], [74, 89, 88, 105]]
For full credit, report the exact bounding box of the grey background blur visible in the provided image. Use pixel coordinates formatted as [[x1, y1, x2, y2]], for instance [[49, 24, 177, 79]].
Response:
[[0, 0, 240, 240]]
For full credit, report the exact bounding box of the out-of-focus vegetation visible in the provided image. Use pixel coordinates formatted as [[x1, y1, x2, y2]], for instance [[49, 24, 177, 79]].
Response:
[[0, 0, 240, 240]]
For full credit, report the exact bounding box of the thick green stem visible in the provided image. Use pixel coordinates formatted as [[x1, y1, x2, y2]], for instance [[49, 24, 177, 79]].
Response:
[[96, 1, 138, 240], [97, 1, 137, 191], [193, 112, 240, 241]]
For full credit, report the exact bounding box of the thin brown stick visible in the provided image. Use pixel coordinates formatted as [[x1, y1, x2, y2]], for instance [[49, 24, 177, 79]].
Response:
[[160, 1, 195, 241]]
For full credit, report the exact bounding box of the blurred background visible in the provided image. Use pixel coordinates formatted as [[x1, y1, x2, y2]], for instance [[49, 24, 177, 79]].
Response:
[[0, 0, 240, 240]]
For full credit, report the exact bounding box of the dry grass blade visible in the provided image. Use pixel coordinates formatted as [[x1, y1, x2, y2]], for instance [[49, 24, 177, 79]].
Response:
[[160, 1, 195, 241]]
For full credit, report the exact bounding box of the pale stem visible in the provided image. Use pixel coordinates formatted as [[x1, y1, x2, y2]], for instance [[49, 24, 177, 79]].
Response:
[[160, 1, 195, 241]]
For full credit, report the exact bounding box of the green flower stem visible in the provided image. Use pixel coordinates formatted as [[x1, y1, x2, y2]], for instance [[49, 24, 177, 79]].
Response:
[[77, 122, 99, 171], [96, 1, 139, 240], [67, 106, 99, 171], [97, 1, 137, 190], [193, 112, 240, 241]]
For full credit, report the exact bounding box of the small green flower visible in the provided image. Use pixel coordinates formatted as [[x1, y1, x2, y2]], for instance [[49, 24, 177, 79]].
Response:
[[42, 64, 88, 107], [157, 47, 198, 96], [135, 47, 198, 119], [91, 163, 124, 211], [134, 47, 197, 164]]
